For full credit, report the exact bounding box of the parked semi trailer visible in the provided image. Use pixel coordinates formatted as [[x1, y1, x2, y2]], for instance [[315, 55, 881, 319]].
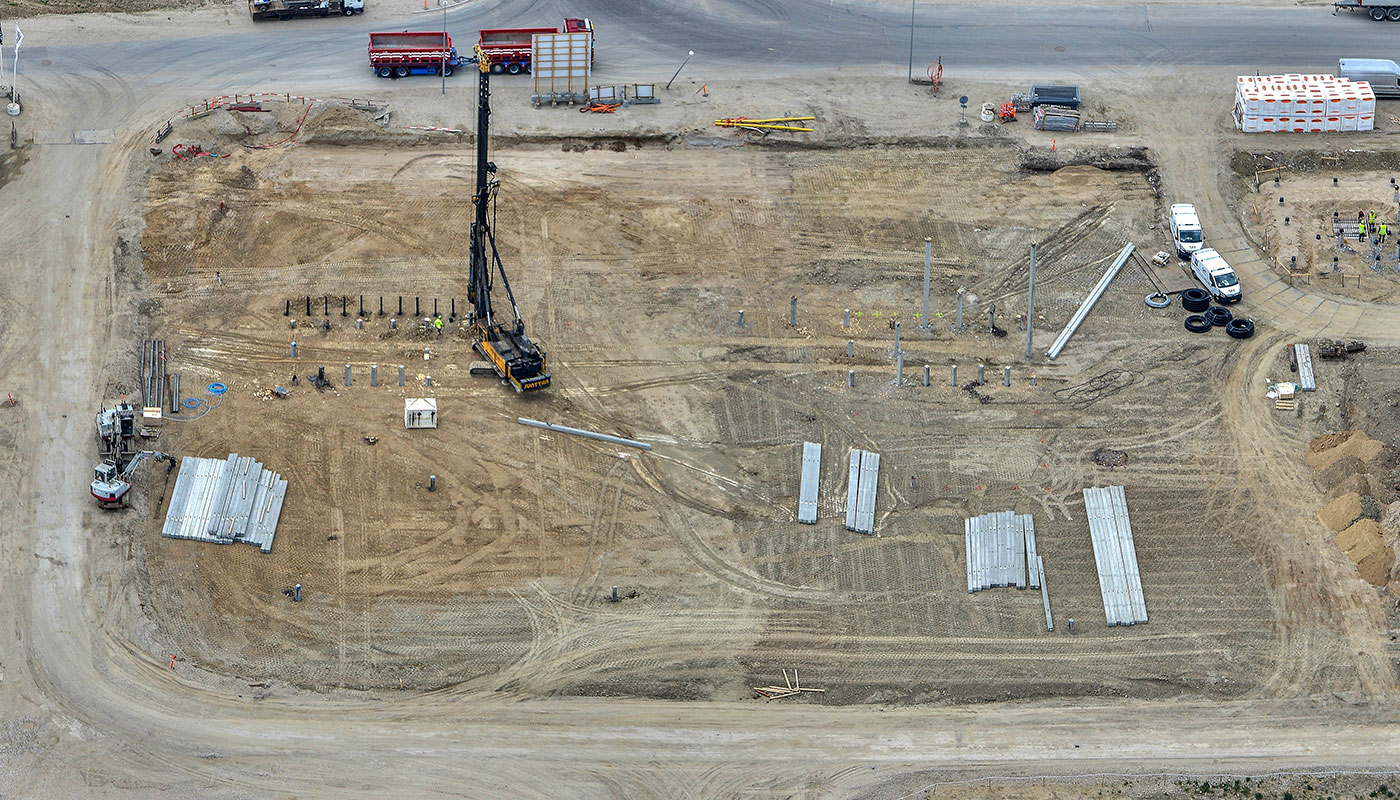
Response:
[[1335, 0, 1400, 20], [477, 18, 593, 75], [369, 31, 461, 78], [250, 0, 362, 20]]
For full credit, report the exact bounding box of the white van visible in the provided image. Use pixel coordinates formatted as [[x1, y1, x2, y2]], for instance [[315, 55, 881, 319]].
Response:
[[1169, 203, 1204, 257], [1338, 58, 1400, 97], [1190, 248, 1241, 303]]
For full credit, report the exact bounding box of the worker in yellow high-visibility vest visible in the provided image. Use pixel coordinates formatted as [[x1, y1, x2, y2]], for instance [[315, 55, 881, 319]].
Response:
[[1359, 220, 1367, 241], [433, 316, 444, 336]]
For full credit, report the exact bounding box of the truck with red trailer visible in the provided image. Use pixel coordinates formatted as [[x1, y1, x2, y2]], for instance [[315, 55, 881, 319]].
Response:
[[368, 31, 461, 78], [477, 18, 593, 75]]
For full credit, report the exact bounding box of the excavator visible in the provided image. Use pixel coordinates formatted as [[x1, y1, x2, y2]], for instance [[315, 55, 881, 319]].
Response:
[[467, 45, 550, 393], [91, 450, 175, 507]]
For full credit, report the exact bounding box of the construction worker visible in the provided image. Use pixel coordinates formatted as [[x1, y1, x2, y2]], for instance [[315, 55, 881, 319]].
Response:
[[1369, 210, 1377, 227], [433, 315, 444, 336], [1381, 222, 1389, 244], [1359, 220, 1366, 241]]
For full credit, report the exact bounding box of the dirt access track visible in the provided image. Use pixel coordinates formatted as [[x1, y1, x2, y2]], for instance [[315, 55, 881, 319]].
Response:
[[6, 22, 1400, 792], [115, 98, 1392, 708]]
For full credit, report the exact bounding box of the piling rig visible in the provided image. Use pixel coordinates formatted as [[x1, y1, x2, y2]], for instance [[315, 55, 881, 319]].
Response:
[[467, 45, 550, 393]]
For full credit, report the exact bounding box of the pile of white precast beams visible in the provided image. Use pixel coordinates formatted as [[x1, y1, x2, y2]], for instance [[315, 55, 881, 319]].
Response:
[[1083, 485, 1147, 626]]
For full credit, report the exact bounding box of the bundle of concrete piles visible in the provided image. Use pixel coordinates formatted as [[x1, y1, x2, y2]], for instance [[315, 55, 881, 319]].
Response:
[[161, 454, 287, 553]]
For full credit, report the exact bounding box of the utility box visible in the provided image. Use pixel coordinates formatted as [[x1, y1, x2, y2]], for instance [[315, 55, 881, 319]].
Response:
[[404, 398, 438, 429]]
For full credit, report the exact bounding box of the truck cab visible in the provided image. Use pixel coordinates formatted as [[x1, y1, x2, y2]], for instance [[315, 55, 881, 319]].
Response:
[[1169, 203, 1204, 257], [1190, 248, 1241, 303]]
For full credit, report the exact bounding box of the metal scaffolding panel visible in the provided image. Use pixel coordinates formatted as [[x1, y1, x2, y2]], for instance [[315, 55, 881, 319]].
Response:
[[797, 442, 821, 524]]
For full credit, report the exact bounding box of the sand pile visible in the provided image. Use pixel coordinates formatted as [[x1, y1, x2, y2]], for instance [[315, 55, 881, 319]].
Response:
[[1307, 431, 1395, 588]]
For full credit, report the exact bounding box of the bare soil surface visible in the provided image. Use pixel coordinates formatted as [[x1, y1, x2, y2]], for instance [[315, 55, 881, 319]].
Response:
[[119, 98, 1392, 705], [4, 30, 1400, 793]]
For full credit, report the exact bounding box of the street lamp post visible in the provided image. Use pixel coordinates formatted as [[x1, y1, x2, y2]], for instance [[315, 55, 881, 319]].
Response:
[[908, 0, 915, 82], [441, 0, 447, 95], [665, 50, 694, 91]]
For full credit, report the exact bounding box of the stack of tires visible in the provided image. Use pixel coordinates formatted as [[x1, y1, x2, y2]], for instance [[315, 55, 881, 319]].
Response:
[[1178, 288, 1254, 339]]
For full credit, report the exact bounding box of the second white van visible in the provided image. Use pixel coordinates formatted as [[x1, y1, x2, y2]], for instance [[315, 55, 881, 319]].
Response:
[[1169, 203, 1204, 257]]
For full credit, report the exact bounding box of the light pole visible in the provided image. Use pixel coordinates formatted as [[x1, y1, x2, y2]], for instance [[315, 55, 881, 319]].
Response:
[[665, 50, 694, 91], [440, 0, 447, 95], [908, 0, 915, 82]]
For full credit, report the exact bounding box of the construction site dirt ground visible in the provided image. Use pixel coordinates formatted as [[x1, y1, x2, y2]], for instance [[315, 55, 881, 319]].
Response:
[[1231, 150, 1400, 304], [124, 108, 1394, 704]]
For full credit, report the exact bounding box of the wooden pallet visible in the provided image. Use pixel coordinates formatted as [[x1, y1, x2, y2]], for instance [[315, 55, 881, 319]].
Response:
[[1275, 399, 1297, 411]]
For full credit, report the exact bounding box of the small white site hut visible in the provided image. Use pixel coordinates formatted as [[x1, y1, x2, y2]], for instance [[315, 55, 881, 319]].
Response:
[[404, 398, 438, 429]]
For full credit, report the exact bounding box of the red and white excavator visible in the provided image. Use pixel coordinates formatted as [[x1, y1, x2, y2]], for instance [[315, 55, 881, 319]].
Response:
[[91, 450, 175, 506]]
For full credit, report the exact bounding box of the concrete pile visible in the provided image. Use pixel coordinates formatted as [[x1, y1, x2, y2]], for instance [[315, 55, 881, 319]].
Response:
[[161, 454, 287, 553]]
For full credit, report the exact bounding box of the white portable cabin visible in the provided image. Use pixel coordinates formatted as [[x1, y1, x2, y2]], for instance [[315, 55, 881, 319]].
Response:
[[404, 398, 438, 429]]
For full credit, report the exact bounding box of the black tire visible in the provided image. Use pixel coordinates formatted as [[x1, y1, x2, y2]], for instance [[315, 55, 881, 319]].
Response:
[[377, 66, 393, 78], [1204, 306, 1233, 327], [1181, 288, 1211, 313], [507, 62, 523, 75], [1184, 315, 1212, 334], [342, 6, 354, 14], [1144, 292, 1171, 309], [491, 63, 506, 74], [395, 66, 410, 78], [1225, 318, 1255, 339], [1390, 7, 1400, 18], [443, 65, 453, 77], [1371, 6, 1387, 19]]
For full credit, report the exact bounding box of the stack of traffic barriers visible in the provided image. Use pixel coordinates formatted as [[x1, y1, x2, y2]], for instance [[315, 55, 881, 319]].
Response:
[[1234, 74, 1376, 133]]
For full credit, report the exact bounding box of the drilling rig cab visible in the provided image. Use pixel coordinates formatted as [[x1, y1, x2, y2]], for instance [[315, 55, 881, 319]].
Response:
[[468, 45, 550, 393]]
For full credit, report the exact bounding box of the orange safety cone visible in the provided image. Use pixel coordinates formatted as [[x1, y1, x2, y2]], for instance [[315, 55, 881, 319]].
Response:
[[170, 655, 176, 669], [1051, 139, 1056, 152], [696, 84, 708, 97]]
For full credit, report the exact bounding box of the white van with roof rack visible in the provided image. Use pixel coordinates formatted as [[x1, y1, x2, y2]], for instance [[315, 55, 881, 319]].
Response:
[[1169, 203, 1204, 257], [1190, 248, 1241, 303]]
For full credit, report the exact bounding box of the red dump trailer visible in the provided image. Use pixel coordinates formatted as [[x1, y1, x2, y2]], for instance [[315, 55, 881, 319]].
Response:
[[477, 17, 593, 75], [368, 31, 462, 78]]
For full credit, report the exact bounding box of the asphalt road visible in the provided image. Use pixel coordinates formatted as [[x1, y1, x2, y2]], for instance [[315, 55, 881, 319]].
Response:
[[4, 1, 1400, 798], [32, 0, 1400, 102]]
